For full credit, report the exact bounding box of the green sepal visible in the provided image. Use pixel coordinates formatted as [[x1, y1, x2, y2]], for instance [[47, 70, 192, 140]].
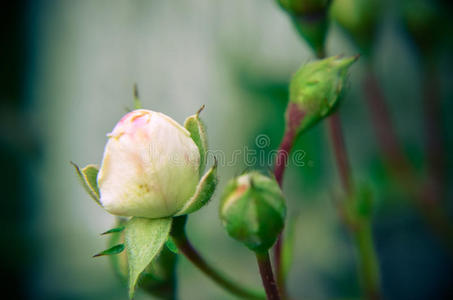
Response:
[[133, 84, 142, 109], [71, 162, 101, 205], [101, 226, 125, 235], [175, 160, 217, 216], [93, 244, 125, 257], [125, 217, 173, 299], [165, 238, 179, 254], [108, 218, 129, 283], [184, 105, 208, 175]]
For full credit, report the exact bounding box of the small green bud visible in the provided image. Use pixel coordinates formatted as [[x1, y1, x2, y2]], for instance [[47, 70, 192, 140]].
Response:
[[277, 0, 330, 15], [401, 0, 443, 56], [286, 55, 358, 137], [220, 172, 286, 253], [331, 0, 382, 56], [276, 0, 331, 57]]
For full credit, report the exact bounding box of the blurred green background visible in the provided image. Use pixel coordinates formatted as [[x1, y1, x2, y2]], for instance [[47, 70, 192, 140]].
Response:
[[1, 0, 452, 299]]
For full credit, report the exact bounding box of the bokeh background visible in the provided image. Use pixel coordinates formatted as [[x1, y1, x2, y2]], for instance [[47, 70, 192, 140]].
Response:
[[1, 0, 452, 299]]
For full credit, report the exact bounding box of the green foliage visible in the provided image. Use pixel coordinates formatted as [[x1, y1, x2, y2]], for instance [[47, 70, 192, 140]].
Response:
[[125, 217, 173, 299], [175, 161, 217, 215], [184, 105, 208, 175], [220, 172, 286, 253], [71, 162, 101, 205]]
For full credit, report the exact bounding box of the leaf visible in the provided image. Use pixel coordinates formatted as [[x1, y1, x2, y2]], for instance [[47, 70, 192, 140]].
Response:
[[125, 217, 172, 299], [93, 244, 125, 257], [184, 105, 208, 175], [175, 161, 217, 215], [101, 226, 125, 235], [71, 162, 101, 205]]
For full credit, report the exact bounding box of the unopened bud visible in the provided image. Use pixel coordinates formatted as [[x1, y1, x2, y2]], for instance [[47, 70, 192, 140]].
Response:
[[220, 172, 286, 253]]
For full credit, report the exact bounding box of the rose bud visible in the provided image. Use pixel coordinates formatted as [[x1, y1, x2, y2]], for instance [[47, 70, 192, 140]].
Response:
[[96, 109, 201, 219], [286, 55, 358, 138], [276, 0, 331, 58], [220, 172, 286, 253], [73, 103, 217, 298], [331, 0, 382, 56]]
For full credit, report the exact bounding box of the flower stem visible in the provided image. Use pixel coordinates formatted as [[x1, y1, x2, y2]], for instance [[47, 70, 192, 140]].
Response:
[[273, 124, 299, 299], [327, 113, 353, 194], [362, 63, 415, 187], [256, 251, 281, 300], [353, 222, 381, 300], [170, 216, 266, 300]]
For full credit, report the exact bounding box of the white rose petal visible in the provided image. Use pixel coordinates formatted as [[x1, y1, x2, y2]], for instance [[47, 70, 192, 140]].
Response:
[[97, 109, 200, 218]]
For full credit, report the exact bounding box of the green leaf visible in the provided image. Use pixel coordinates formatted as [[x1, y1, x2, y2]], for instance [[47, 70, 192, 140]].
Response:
[[125, 217, 172, 299], [175, 161, 217, 215], [101, 226, 125, 235], [93, 244, 125, 257], [165, 238, 179, 254], [184, 105, 208, 175], [71, 162, 101, 205]]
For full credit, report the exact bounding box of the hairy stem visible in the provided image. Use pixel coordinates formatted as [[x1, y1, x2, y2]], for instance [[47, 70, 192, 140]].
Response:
[[256, 251, 281, 300], [170, 216, 266, 300]]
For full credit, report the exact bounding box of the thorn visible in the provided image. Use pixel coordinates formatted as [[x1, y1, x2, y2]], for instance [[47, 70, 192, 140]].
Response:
[[196, 104, 205, 116]]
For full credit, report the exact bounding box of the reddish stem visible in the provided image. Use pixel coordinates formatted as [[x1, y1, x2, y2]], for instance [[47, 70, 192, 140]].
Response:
[[362, 65, 414, 182], [273, 103, 305, 298], [256, 251, 281, 300], [327, 112, 353, 195], [422, 61, 446, 201]]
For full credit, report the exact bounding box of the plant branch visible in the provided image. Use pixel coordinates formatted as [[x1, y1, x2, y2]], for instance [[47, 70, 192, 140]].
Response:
[[256, 251, 281, 300], [170, 216, 266, 300]]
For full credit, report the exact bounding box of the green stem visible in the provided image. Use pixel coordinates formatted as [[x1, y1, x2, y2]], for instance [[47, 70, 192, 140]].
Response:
[[353, 222, 381, 300], [170, 216, 266, 300], [256, 251, 281, 300]]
